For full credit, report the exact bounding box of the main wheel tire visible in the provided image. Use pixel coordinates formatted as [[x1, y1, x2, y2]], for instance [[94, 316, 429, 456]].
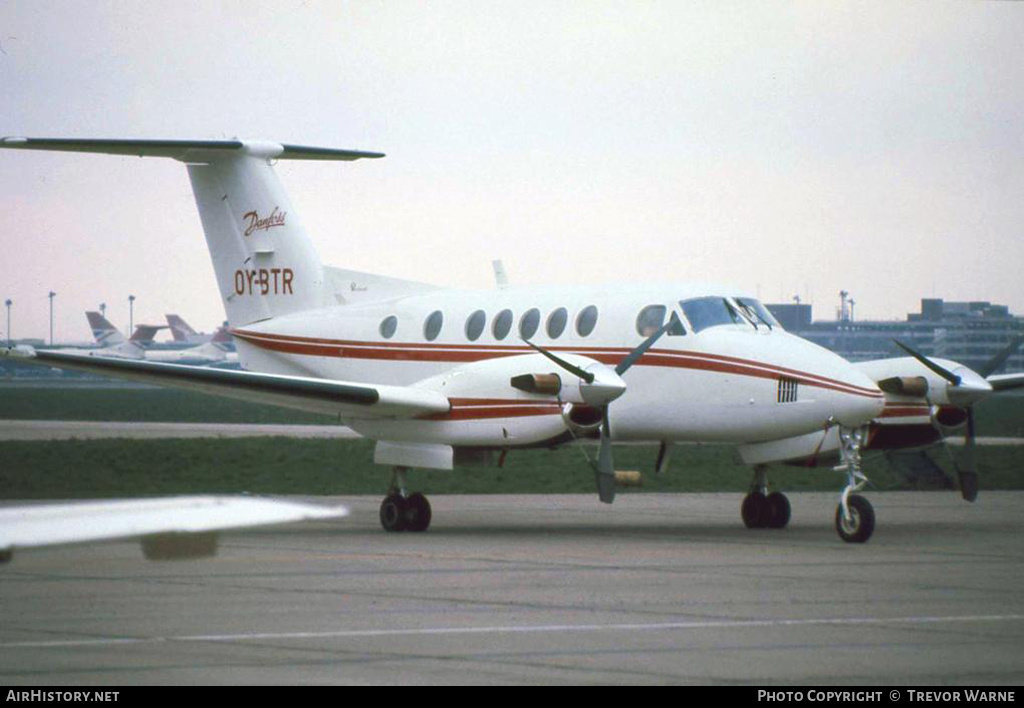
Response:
[[741, 492, 769, 529], [404, 492, 432, 532], [765, 491, 791, 529], [380, 494, 407, 532], [835, 494, 875, 543]]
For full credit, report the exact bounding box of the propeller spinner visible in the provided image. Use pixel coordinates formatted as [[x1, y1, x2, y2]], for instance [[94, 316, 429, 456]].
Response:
[[524, 321, 673, 503], [892, 337, 1023, 502]]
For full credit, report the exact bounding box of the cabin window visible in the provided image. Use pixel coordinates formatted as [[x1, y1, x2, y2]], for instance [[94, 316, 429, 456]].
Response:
[[492, 309, 513, 340], [547, 307, 568, 339], [465, 310, 486, 341], [379, 315, 397, 339], [680, 297, 743, 334], [519, 308, 540, 340], [424, 310, 444, 341], [576, 305, 598, 337], [636, 305, 666, 336]]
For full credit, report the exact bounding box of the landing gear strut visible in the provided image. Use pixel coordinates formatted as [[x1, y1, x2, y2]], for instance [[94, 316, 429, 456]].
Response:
[[834, 427, 874, 543], [379, 467, 432, 533], [741, 464, 791, 529]]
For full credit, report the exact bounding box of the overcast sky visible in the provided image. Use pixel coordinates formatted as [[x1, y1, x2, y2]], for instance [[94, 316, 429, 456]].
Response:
[[2, 1, 1022, 342]]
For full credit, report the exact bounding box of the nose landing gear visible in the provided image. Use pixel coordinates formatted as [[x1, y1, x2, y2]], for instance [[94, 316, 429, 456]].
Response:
[[835, 427, 874, 543], [379, 467, 432, 533]]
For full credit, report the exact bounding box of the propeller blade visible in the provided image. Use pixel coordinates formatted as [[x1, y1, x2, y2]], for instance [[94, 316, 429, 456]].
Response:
[[523, 339, 594, 384], [615, 321, 671, 376], [958, 407, 979, 502], [978, 335, 1024, 378], [595, 408, 616, 504], [655, 441, 671, 475], [892, 339, 962, 386]]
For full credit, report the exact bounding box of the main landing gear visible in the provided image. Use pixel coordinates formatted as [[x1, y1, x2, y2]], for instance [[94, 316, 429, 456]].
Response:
[[741, 464, 791, 529], [379, 466, 432, 533], [834, 427, 874, 543]]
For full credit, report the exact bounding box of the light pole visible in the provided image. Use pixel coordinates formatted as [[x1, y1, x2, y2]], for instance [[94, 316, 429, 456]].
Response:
[[48, 291, 56, 345], [4, 299, 11, 347], [128, 294, 135, 334]]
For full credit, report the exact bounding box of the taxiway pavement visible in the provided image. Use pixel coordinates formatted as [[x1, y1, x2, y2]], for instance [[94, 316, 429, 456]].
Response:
[[2, 492, 1023, 685]]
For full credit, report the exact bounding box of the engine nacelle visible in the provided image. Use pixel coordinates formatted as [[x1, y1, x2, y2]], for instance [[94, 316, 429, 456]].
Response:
[[933, 405, 968, 431], [877, 376, 929, 397], [350, 352, 617, 451], [561, 403, 604, 437]]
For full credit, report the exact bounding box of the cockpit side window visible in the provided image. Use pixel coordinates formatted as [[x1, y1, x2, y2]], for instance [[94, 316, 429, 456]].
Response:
[[636, 305, 666, 337], [680, 297, 745, 334]]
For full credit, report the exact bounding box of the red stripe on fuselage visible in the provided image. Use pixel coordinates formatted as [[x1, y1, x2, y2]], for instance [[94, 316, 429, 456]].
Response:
[[878, 405, 932, 419], [422, 398, 563, 421], [231, 330, 883, 400]]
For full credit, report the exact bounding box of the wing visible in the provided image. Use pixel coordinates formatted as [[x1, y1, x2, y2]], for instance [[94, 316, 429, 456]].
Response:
[[987, 373, 1024, 392], [0, 496, 348, 561], [3, 346, 449, 420]]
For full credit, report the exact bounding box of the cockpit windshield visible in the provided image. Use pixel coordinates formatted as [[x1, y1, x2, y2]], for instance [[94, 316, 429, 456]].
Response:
[[735, 297, 781, 330], [679, 296, 782, 334], [679, 297, 745, 334]]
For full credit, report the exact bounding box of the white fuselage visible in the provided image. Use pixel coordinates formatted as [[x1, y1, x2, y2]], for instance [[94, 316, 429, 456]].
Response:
[[230, 282, 884, 447]]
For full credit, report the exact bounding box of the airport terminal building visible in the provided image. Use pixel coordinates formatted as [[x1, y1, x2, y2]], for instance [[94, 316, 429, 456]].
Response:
[[767, 298, 1024, 374]]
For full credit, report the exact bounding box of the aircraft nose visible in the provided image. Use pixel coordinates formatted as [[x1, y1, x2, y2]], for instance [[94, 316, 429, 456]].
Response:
[[831, 368, 885, 428]]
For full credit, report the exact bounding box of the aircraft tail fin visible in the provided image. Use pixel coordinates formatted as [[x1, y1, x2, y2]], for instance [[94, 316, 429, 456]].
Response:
[[165, 314, 197, 342], [129, 324, 165, 343], [211, 326, 234, 351], [2, 138, 384, 327], [86, 311, 125, 346]]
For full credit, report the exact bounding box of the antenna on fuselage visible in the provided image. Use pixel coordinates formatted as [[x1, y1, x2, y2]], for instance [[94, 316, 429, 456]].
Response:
[[492, 259, 509, 289]]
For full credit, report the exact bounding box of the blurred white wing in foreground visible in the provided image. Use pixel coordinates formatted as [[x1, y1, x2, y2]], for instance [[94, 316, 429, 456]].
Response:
[[0, 496, 348, 562]]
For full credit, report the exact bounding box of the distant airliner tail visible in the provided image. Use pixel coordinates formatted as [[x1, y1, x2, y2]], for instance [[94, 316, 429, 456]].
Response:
[[129, 324, 165, 343], [85, 311, 125, 346], [165, 314, 197, 342]]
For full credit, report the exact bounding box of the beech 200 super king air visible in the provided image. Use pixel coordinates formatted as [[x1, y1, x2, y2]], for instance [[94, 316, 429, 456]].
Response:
[[2, 138, 895, 542]]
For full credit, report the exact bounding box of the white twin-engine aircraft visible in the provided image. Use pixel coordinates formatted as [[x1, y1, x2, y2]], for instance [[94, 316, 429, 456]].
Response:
[[3, 138, 1020, 545]]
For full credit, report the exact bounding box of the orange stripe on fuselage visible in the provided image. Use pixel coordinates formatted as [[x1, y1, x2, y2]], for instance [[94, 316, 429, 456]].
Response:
[[231, 330, 884, 400]]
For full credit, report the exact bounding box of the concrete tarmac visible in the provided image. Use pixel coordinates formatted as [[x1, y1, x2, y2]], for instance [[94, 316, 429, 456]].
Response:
[[1, 492, 1023, 685]]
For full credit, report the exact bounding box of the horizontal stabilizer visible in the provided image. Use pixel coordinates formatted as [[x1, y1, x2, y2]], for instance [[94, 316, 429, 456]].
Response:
[[0, 137, 384, 163]]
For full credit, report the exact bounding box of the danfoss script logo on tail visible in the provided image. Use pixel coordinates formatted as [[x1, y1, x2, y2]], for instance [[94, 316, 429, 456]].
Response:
[[242, 207, 287, 237]]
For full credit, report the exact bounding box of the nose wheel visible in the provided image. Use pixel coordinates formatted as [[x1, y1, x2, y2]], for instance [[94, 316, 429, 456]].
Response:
[[379, 467, 432, 533], [835, 494, 874, 543]]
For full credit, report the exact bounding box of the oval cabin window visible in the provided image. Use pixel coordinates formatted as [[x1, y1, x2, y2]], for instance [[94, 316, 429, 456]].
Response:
[[576, 305, 598, 337], [547, 307, 568, 339], [492, 309, 513, 340], [519, 308, 540, 340], [424, 310, 444, 341], [379, 315, 398, 339], [465, 310, 486, 341]]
